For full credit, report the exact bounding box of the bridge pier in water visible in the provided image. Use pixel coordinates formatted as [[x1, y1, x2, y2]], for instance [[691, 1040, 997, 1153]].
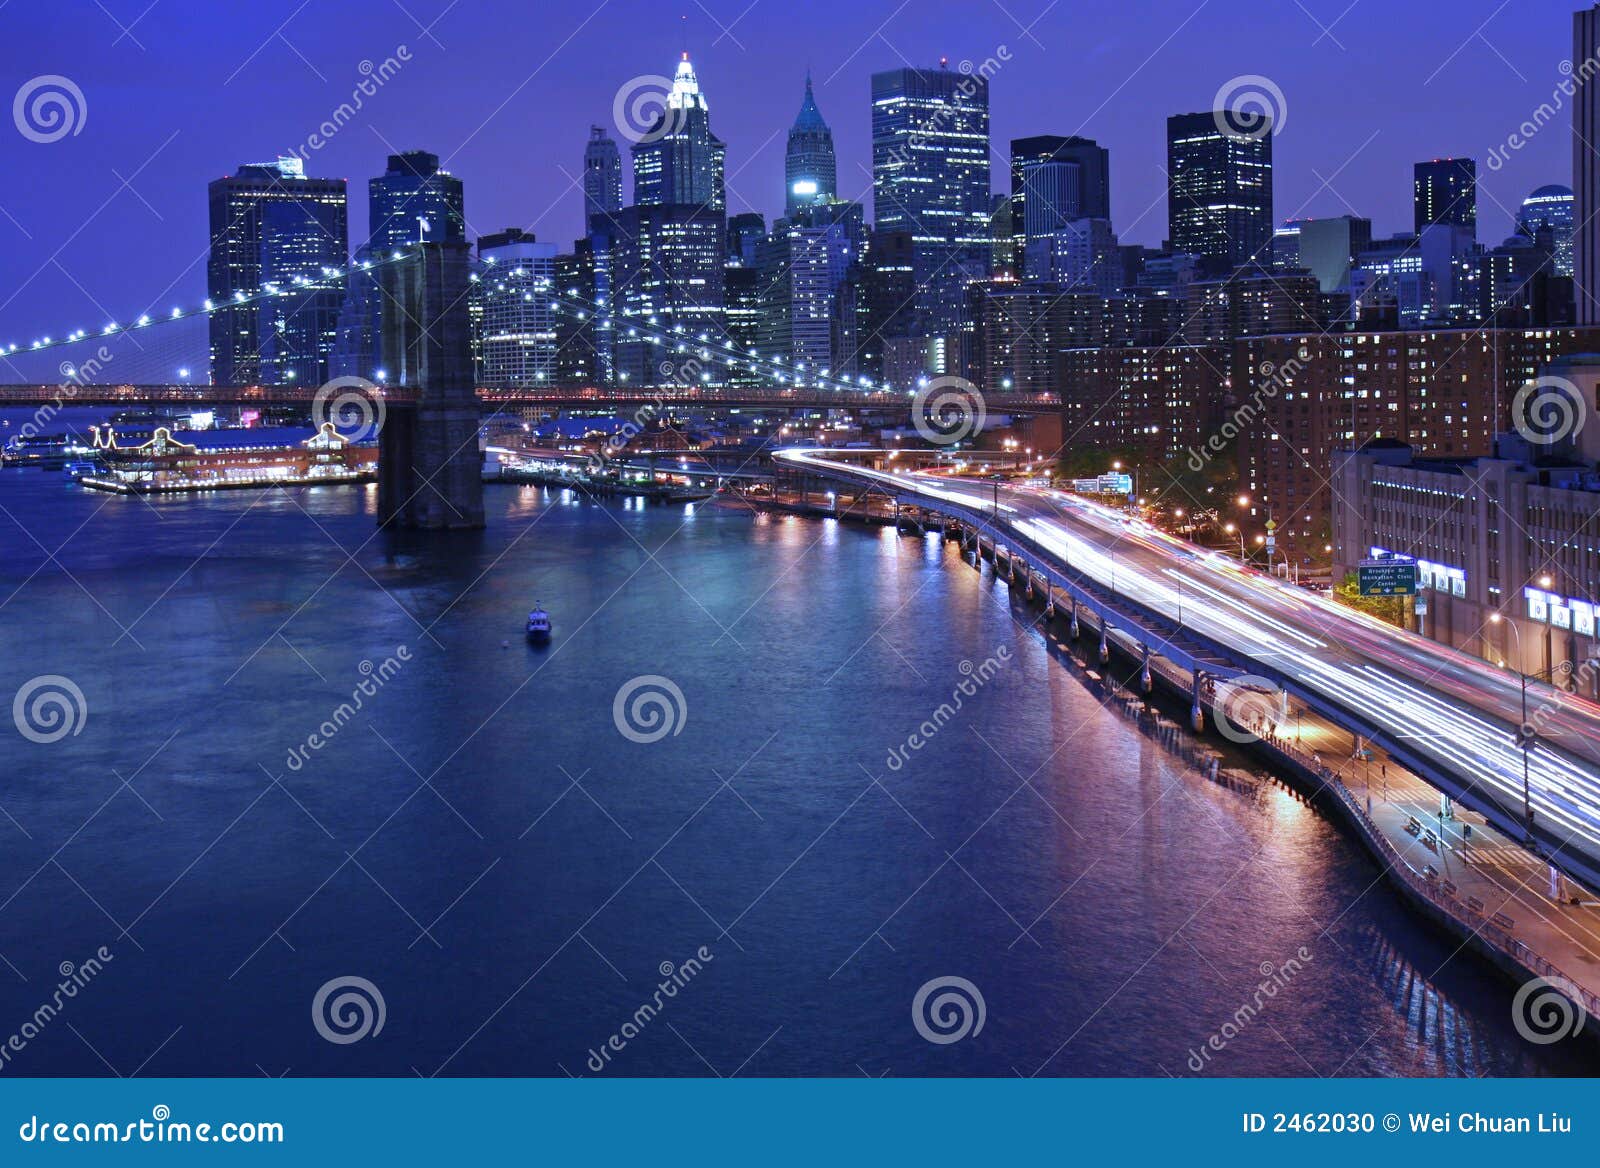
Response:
[[376, 241, 485, 530]]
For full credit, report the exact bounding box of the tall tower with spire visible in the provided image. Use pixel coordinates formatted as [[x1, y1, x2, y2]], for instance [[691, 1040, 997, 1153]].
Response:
[[631, 51, 725, 211], [785, 72, 836, 217]]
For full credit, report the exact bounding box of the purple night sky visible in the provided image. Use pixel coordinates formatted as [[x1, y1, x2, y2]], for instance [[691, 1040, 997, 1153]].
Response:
[[0, 0, 1585, 350]]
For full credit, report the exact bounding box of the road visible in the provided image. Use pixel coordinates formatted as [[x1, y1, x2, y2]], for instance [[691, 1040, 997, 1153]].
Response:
[[776, 448, 1600, 879]]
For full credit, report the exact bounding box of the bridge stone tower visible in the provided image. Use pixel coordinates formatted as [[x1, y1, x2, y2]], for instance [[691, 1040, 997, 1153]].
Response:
[[376, 241, 485, 529]]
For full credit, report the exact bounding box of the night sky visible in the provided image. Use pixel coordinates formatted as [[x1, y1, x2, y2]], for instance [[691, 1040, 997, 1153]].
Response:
[[0, 0, 1586, 351]]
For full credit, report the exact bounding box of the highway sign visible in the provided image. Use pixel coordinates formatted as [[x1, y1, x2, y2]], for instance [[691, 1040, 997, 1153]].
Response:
[[1358, 560, 1417, 597]]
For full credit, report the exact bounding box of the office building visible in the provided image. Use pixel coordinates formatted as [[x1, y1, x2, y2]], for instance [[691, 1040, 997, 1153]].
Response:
[[785, 73, 837, 216], [1166, 110, 1273, 274], [1414, 157, 1477, 237], [477, 228, 558, 385], [584, 126, 623, 226], [207, 157, 348, 386], [1518, 184, 1575, 277]]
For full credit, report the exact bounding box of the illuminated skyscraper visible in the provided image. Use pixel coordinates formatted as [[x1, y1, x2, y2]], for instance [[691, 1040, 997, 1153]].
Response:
[[1166, 111, 1273, 275], [785, 72, 836, 216], [1519, 184, 1575, 278], [207, 157, 348, 385], [870, 63, 992, 350], [632, 52, 725, 211]]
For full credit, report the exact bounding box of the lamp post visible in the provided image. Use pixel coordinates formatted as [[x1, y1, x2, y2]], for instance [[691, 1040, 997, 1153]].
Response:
[[1491, 613, 1536, 846]]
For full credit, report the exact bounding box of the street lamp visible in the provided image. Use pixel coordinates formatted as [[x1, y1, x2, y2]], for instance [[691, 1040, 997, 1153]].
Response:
[[1490, 612, 1536, 845], [1224, 522, 1246, 560]]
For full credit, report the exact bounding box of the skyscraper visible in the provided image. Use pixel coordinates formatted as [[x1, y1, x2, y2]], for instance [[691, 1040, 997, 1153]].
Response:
[[1519, 184, 1576, 277], [615, 51, 728, 385], [632, 52, 725, 211], [1578, 5, 1600, 323], [370, 150, 465, 251], [785, 73, 837, 216], [584, 126, 623, 226], [207, 157, 348, 386], [1010, 135, 1110, 226], [1166, 110, 1273, 275], [871, 63, 992, 352], [477, 228, 558, 385], [1413, 158, 1477, 237]]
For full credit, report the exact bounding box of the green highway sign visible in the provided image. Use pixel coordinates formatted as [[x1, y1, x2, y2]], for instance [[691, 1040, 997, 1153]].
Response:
[[1358, 560, 1418, 597]]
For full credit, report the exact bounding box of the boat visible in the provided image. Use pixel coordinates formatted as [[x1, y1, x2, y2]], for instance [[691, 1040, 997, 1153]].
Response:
[[525, 605, 552, 644]]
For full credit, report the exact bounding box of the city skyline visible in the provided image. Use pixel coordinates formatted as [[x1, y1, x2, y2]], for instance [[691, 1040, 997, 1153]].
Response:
[[0, 0, 1586, 341]]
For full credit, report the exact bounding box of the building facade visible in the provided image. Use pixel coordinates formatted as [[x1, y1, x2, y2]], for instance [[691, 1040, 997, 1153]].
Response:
[[584, 126, 623, 227], [871, 63, 992, 351], [1166, 110, 1273, 275], [477, 228, 559, 385], [207, 158, 348, 386], [785, 73, 837, 216], [1413, 157, 1477, 238]]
